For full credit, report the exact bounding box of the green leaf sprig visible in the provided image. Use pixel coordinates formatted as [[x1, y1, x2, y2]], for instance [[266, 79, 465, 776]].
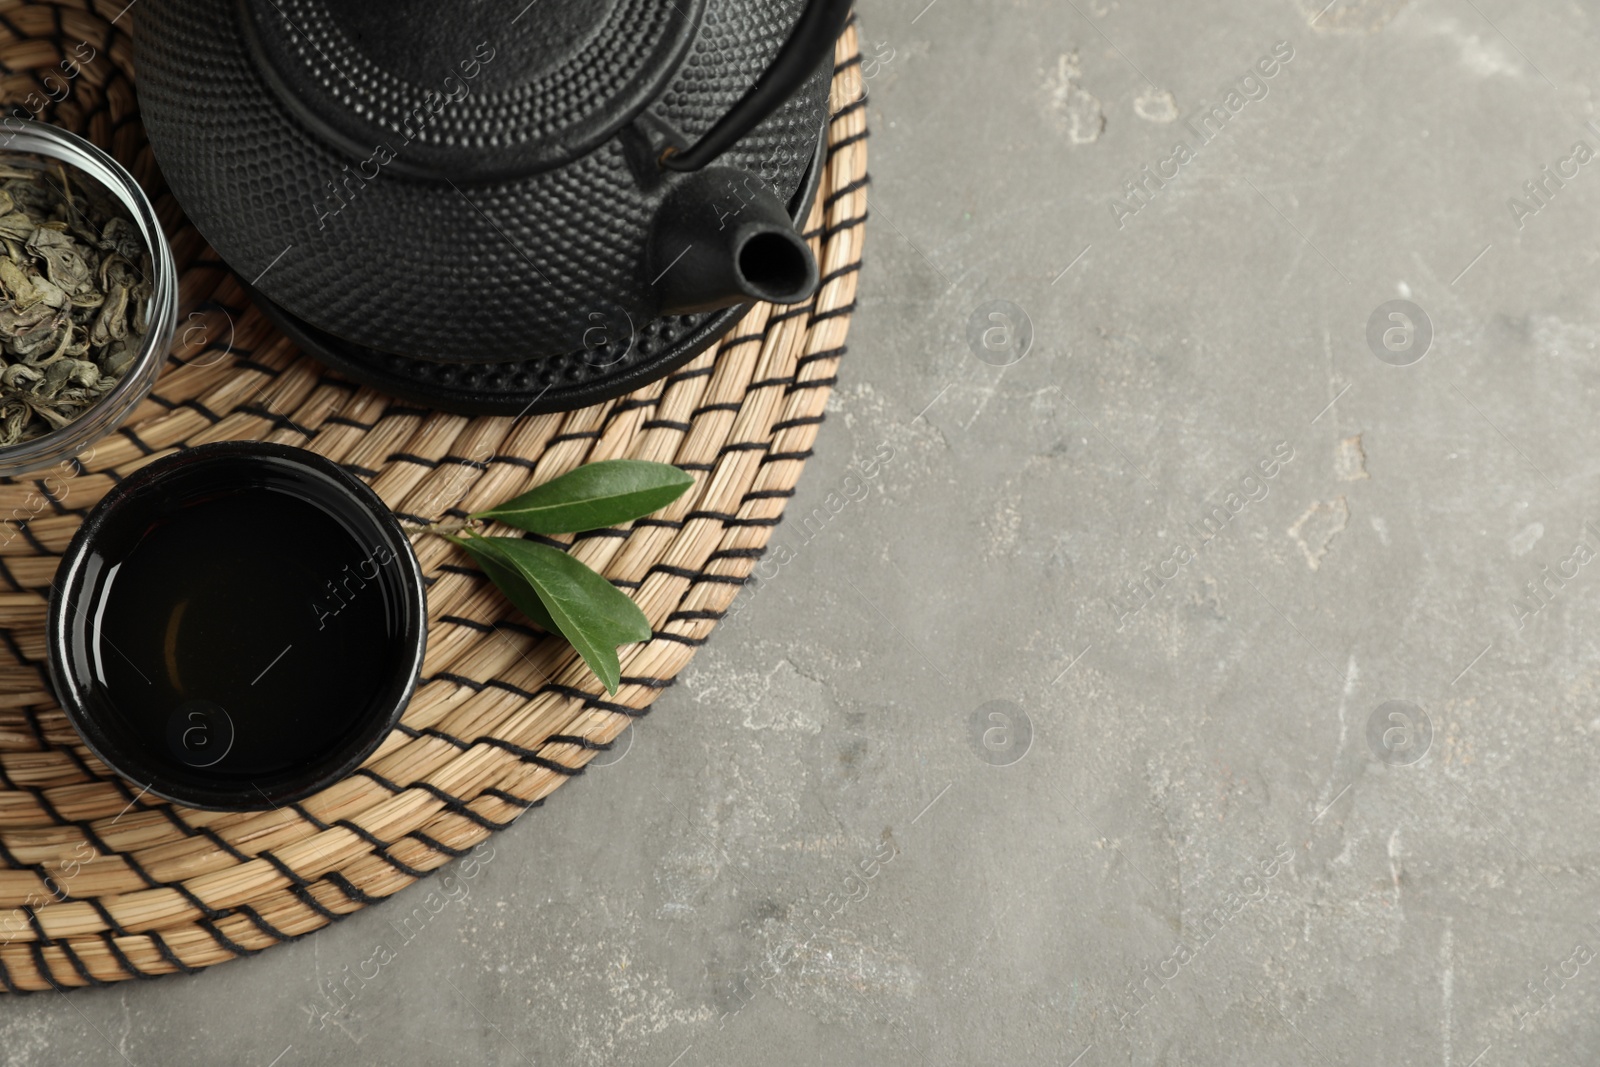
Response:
[[423, 459, 694, 694]]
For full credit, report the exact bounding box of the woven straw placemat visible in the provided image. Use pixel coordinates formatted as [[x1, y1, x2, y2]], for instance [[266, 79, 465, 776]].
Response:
[[0, 1, 867, 992]]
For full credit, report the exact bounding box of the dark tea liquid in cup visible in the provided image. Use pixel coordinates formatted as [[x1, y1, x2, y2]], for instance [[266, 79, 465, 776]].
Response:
[[96, 488, 395, 777], [49, 442, 426, 810]]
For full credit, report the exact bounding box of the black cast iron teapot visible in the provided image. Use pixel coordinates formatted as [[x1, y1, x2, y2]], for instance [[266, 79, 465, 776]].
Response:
[[134, 0, 851, 409]]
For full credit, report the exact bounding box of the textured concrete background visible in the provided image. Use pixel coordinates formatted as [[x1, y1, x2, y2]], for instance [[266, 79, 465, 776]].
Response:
[[9, 0, 1600, 1062]]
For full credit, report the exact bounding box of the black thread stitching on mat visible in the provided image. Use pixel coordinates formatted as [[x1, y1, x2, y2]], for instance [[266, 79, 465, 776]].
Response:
[[14, 520, 53, 557], [289, 884, 341, 923], [406, 831, 471, 859], [115, 849, 225, 921], [771, 415, 827, 432], [828, 98, 868, 125], [322, 871, 383, 907], [214, 356, 275, 378], [15, 705, 46, 749], [476, 738, 586, 777], [197, 917, 259, 959], [664, 366, 714, 385], [544, 685, 645, 717], [407, 782, 525, 832], [692, 402, 744, 417], [21, 904, 47, 944], [794, 345, 847, 369], [146, 929, 200, 975], [830, 129, 869, 153], [652, 631, 707, 648], [544, 734, 613, 751], [234, 903, 296, 944], [823, 177, 870, 209], [810, 301, 858, 324], [487, 619, 545, 640], [484, 678, 541, 702], [353, 767, 406, 794], [117, 427, 154, 455], [258, 851, 313, 889], [668, 608, 725, 622], [153, 804, 207, 844], [0, 627, 29, 668], [99, 932, 146, 980], [56, 938, 110, 986], [610, 397, 659, 415], [708, 548, 765, 562], [482, 789, 543, 811], [331, 822, 431, 880], [52, 743, 100, 783], [766, 305, 812, 326], [86, 898, 128, 939], [786, 377, 838, 393], [181, 399, 223, 425], [486, 454, 539, 471], [31, 479, 66, 516], [718, 441, 770, 456], [618, 676, 674, 689], [290, 802, 332, 832], [24, 944, 53, 988], [820, 213, 868, 241], [817, 264, 862, 294], [195, 826, 253, 865], [238, 405, 310, 435], [416, 727, 471, 751], [427, 671, 485, 693], [24, 785, 70, 826], [73, 822, 120, 870], [441, 607, 502, 633]]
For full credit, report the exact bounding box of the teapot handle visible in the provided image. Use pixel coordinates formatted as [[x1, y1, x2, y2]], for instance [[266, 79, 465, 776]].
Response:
[[661, 0, 854, 173]]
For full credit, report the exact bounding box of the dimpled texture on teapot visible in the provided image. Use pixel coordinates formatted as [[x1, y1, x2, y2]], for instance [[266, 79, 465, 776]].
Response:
[[135, 0, 828, 365]]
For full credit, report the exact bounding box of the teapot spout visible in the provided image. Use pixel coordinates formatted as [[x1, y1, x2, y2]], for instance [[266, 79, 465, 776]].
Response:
[[648, 168, 818, 316]]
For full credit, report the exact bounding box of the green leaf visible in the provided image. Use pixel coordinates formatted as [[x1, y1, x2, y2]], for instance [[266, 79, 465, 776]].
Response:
[[448, 535, 557, 634], [470, 459, 693, 534], [457, 534, 652, 694]]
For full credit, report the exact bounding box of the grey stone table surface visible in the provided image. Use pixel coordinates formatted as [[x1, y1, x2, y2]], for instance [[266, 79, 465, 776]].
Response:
[[9, 0, 1600, 1063]]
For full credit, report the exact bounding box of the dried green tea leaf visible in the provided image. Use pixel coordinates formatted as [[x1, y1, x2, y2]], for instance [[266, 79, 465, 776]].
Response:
[[0, 155, 151, 445]]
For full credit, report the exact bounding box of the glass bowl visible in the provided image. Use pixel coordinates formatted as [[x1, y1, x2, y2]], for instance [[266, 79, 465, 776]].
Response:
[[0, 121, 177, 477]]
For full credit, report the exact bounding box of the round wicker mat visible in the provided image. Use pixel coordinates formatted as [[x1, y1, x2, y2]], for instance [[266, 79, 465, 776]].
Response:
[[0, 2, 867, 992]]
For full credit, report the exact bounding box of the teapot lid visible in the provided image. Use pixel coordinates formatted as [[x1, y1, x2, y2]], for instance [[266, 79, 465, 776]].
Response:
[[238, 0, 706, 182]]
